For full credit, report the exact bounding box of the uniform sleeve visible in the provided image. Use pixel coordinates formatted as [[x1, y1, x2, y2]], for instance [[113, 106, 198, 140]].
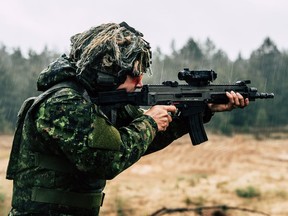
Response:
[[115, 104, 213, 155], [113, 104, 188, 154], [35, 88, 157, 179]]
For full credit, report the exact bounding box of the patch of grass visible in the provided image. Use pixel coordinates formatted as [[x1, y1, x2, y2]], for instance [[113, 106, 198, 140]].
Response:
[[183, 196, 193, 206], [114, 196, 134, 216], [189, 173, 208, 186], [0, 192, 5, 202], [192, 196, 206, 206], [0, 192, 6, 216], [274, 190, 288, 199], [216, 181, 228, 189], [235, 186, 261, 198]]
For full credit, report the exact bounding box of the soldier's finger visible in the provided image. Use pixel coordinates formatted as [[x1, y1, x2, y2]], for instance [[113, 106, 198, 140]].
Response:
[[167, 115, 172, 123], [236, 92, 245, 107], [164, 105, 177, 113], [226, 91, 235, 104]]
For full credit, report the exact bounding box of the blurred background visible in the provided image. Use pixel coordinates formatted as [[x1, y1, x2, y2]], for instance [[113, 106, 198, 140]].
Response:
[[1, 0, 287, 134], [0, 0, 288, 215]]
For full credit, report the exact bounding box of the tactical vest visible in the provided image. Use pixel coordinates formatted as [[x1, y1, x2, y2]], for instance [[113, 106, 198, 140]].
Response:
[[6, 81, 105, 213]]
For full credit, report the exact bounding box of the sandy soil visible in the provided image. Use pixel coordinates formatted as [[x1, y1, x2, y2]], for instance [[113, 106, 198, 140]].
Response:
[[1, 133, 288, 216], [0, 135, 13, 216]]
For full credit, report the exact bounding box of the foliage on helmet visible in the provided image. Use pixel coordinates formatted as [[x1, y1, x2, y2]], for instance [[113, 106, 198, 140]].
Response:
[[69, 22, 152, 93]]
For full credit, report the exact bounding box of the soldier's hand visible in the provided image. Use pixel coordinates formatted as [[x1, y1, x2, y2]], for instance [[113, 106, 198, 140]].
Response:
[[144, 105, 176, 131], [208, 91, 249, 112]]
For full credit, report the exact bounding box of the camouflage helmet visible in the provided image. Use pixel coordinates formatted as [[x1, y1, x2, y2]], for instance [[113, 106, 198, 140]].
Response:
[[69, 22, 152, 93]]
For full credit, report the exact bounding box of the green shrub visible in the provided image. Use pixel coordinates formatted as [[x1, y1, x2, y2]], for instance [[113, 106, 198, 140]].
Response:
[[235, 186, 261, 198]]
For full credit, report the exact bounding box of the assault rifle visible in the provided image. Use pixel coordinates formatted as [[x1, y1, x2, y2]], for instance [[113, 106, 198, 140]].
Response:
[[92, 68, 274, 145]]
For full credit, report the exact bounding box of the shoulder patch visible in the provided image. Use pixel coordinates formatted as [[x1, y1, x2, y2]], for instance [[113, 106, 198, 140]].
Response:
[[88, 115, 121, 151]]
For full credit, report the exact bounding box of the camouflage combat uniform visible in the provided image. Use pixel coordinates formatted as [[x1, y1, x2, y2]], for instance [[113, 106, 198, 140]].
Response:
[[6, 55, 197, 215]]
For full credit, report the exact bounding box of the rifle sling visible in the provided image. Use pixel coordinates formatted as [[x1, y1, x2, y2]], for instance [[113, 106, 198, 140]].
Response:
[[31, 187, 105, 208]]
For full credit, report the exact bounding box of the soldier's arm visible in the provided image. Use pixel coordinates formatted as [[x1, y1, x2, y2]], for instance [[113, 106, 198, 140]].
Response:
[[35, 89, 158, 179]]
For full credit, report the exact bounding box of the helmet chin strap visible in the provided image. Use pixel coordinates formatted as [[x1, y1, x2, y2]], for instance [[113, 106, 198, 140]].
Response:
[[96, 72, 119, 86], [76, 64, 139, 95]]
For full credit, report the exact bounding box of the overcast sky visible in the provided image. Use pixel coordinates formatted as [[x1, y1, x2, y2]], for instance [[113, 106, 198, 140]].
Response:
[[1, 0, 288, 60]]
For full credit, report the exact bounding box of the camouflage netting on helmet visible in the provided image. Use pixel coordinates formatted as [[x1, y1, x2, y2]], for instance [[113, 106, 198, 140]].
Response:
[[69, 22, 152, 93]]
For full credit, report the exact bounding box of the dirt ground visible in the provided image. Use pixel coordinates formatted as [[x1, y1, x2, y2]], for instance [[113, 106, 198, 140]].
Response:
[[1, 133, 288, 216]]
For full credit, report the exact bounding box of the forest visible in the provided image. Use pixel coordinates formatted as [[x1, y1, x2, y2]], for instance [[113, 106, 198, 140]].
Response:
[[0, 37, 287, 135]]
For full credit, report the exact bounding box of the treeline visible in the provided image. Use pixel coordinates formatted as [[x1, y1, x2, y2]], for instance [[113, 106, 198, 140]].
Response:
[[0, 46, 59, 133], [0, 37, 287, 134], [147, 37, 287, 134]]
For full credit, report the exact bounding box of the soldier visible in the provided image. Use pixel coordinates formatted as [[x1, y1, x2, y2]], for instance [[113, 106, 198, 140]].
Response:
[[6, 22, 248, 216]]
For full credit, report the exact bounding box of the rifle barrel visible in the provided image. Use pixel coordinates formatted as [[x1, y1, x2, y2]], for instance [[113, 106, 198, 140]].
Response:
[[254, 92, 275, 99]]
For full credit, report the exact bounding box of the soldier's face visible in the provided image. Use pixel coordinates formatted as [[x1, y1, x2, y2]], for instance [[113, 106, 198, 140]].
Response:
[[117, 75, 143, 92]]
